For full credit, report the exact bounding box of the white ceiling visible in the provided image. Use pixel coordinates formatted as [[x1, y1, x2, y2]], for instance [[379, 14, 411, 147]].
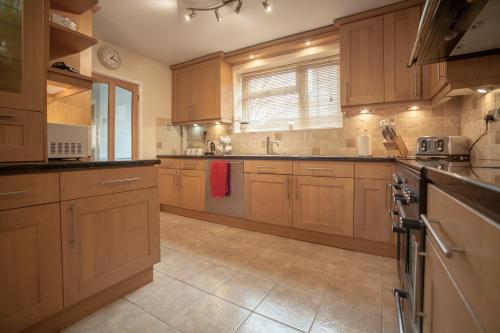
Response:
[[93, 0, 399, 65]]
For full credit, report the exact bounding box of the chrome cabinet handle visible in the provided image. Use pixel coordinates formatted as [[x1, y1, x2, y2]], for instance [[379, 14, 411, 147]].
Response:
[[414, 71, 418, 97], [307, 167, 335, 172], [286, 177, 291, 200], [420, 214, 465, 257], [99, 177, 141, 185], [393, 288, 408, 333], [437, 63, 440, 81], [70, 204, 78, 248], [255, 166, 274, 168], [0, 114, 15, 118], [174, 171, 178, 189], [0, 190, 28, 197], [178, 172, 182, 190], [295, 178, 298, 200]]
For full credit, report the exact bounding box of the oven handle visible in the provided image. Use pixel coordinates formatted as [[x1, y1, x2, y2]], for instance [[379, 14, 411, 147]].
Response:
[[393, 288, 408, 333], [420, 214, 465, 257]]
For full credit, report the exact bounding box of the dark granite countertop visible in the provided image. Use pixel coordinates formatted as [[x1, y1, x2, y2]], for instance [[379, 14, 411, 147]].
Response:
[[0, 159, 160, 175], [157, 154, 394, 162], [397, 158, 500, 222]]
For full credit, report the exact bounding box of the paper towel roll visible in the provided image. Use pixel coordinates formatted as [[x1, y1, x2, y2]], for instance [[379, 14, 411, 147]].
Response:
[[357, 131, 372, 156]]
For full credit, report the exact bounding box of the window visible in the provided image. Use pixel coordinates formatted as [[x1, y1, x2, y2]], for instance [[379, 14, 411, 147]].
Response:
[[240, 56, 341, 132], [91, 73, 139, 160]]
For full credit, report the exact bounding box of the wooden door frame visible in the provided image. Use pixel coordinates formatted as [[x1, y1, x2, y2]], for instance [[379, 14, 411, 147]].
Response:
[[92, 72, 139, 159]]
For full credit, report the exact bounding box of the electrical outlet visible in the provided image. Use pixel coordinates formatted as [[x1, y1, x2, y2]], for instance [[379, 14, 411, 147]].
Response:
[[486, 107, 500, 122]]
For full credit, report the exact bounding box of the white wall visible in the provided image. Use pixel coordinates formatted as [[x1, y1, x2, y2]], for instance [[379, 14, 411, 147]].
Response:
[[92, 39, 172, 159]]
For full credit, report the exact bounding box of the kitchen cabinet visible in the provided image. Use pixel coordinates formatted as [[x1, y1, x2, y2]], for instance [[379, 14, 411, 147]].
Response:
[[245, 173, 292, 226], [353, 179, 391, 242], [0, 204, 63, 333], [172, 57, 233, 124], [61, 188, 160, 306], [0, 0, 46, 112], [384, 6, 421, 102], [429, 62, 448, 98], [159, 168, 180, 207], [179, 170, 205, 211], [422, 237, 480, 333], [340, 16, 385, 106], [293, 176, 353, 236]]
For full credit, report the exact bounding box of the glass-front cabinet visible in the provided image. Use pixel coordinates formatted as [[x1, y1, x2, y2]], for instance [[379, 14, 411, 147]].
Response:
[[0, 0, 45, 111]]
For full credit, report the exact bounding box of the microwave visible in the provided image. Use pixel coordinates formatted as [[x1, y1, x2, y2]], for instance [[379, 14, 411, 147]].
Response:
[[47, 123, 91, 159]]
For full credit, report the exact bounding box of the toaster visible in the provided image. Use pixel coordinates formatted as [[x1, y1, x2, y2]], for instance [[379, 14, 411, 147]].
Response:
[[416, 136, 470, 157]]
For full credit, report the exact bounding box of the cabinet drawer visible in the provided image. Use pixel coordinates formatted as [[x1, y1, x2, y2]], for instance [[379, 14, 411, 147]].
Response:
[[425, 185, 500, 333], [0, 108, 44, 162], [354, 162, 392, 179], [180, 159, 205, 171], [160, 158, 180, 169], [293, 161, 354, 177], [0, 173, 59, 210], [244, 160, 292, 175], [60, 166, 158, 200]]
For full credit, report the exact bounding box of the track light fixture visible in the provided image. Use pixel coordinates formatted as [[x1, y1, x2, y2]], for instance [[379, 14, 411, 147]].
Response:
[[185, 0, 271, 22]]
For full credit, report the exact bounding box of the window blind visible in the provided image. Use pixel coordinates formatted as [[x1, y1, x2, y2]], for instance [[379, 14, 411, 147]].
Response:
[[241, 56, 342, 132]]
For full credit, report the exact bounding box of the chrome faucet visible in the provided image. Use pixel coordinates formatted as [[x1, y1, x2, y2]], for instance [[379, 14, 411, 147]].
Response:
[[265, 136, 279, 155]]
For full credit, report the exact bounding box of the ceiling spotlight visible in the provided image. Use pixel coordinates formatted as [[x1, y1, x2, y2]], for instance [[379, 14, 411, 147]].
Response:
[[407, 105, 421, 111], [262, 0, 271, 12], [185, 9, 196, 21], [359, 109, 372, 115], [235, 0, 242, 14], [476, 88, 490, 94], [215, 121, 221, 125], [215, 8, 222, 22]]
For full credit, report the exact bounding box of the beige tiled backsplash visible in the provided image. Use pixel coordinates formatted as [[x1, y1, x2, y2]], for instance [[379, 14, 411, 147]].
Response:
[[156, 92, 500, 158]]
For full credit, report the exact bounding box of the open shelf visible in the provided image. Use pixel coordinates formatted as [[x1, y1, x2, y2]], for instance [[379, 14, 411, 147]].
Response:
[[50, 23, 97, 60], [47, 67, 93, 99], [50, 0, 98, 14]]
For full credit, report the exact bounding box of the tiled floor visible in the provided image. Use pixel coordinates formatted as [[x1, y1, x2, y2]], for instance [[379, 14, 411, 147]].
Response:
[[63, 212, 400, 333]]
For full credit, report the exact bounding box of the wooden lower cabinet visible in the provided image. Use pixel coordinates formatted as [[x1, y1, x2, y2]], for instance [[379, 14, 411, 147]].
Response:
[[354, 179, 392, 242], [245, 173, 292, 226], [179, 170, 205, 211], [0, 203, 63, 333], [159, 168, 180, 206], [422, 237, 480, 333], [60, 188, 160, 307], [293, 176, 354, 236]]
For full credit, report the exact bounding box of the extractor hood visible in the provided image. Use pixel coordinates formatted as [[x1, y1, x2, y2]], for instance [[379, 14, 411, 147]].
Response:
[[408, 0, 500, 66]]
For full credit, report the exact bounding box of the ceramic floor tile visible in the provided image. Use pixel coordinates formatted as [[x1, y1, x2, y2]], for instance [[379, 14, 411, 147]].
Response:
[[236, 313, 302, 333], [213, 272, 275, 310], [279, 262, 333, 297], [341, 250, 383, 274], [240, 250, 294, 282], [326, 270, 383, 315], [133, 277, 207, 325], [255, 285, 322, 332], [125, 270, 175, 304], [310, 298, 382, 333], [171, 294, 250, 333], [180, 261, 235, 292]]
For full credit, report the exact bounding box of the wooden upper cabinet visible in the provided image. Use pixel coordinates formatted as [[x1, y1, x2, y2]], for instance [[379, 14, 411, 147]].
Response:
[[61, 188, 160, 306], [353, 179, 392, 242], [172, 57, 233, 124], [293, 176, 354, 236], [0, 203, 63, 333], [384, 6, 421, 102], [340, 16, 385, 106], [245, 173, 292, 226], [429, 62, 448, 98], [422, 237, 481, 333], [0, 0, 46, 112]]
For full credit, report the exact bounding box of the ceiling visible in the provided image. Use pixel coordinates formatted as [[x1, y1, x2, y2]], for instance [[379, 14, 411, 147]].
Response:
[[93, 0, 399, 65]]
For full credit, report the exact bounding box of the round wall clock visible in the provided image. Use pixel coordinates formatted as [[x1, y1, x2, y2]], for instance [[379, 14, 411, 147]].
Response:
[[97, 47, 121, 70]]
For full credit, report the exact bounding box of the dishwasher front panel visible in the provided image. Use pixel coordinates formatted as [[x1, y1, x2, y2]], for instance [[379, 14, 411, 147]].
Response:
[[205, 160, 245, 218]]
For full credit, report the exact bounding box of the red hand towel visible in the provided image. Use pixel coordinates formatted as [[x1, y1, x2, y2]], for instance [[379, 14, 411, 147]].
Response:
[[211, 161, 229, 198]]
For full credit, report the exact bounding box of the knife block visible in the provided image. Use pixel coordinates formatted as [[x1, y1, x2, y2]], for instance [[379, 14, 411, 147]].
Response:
[[383, 136, 408, 157]]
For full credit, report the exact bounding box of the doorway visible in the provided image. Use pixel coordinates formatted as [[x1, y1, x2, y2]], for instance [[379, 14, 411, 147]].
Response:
[[91, 73, 139, 160]]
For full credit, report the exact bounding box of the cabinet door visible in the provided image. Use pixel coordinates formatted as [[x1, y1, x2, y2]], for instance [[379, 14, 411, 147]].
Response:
[[340, 16, 385, 106], [354, 179, 392, 242], [245, 173, 292, 226], [429, 62, 448, 97], [0, 0, 45, 111], [172, 68, 192, 123], [293, 176, 353, 236], [192, 59, 220, 121], [384, 6, 421, 102], [179, 170, 205, 211], [159, 168, 179, 206], [0, 204, 63, 333], [422, 238, 480, 333], [61, 188, 160, 306], [0, 108, 44, 162]]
